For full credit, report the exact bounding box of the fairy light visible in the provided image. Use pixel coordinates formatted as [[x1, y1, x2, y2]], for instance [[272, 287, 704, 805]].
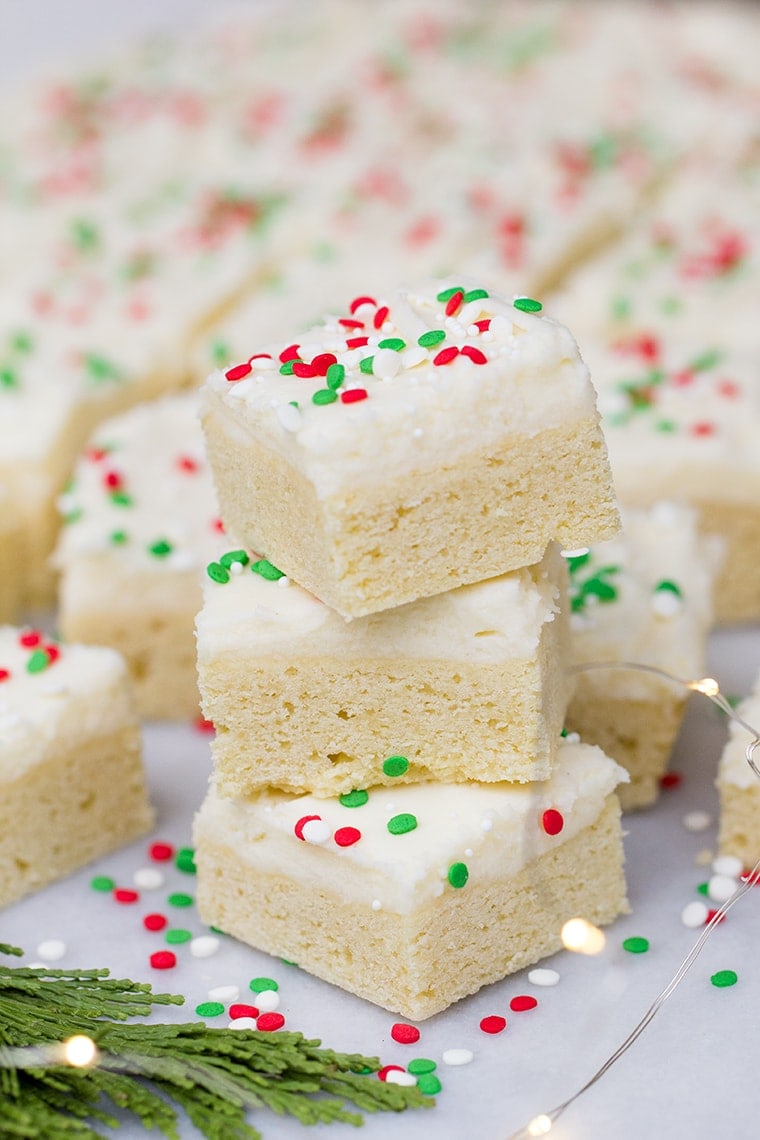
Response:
[[561, 918, 606, 955], [62, 1034, 98, 1067], [506, 661, 760, 1140]]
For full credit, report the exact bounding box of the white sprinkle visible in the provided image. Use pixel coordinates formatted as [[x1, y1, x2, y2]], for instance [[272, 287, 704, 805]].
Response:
[[562, 732, 580, 744], [372, 347, 402, 380], [302, 818, 332, 844], [133, 867, 164, 890], [385, 1070, 417, 1087], [225, 377, 256, 400], [442, 1048, 474, 1066], [712, 854, 743, 878], [707, 874, 738, 903], [228, 1017, 258, 1030], [412, 427, 424, 438], [401, 345, 428, 369], [489, 314, 513, 341], [255, 989, 280, 1012], [683, 810, 712, 832], [481, 818, 493, 832], [36, 940, 66, 962], [276, 403, 302, 432], [190, 936, 220, 958], [209, 984, 239, 1003], [651, 590, 682, 618], [562, 547, 590, 560], [254, 356, 276, 371], [371, 899, 382, 911], [276, 575, 291, 588], [464, 848, 474, 857], [681, 901, 709, 928], [528, 968, 560, 987]]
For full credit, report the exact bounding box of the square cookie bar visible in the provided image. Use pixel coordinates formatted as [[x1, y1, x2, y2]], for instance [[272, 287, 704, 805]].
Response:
[[565, 503, 718, 810], [200, 279, 620, 617], [194, 741, 628, 1020], [198, 543, 571, 795], [55, 394, 223, 720], [718, 673, 760, 868], [0, 626, 154, 908]]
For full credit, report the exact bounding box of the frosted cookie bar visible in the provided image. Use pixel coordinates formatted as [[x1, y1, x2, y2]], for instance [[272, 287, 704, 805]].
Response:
[[201, 280, 619, 618], [54, 394, 223, 720], [565, 503, 718, 810], [194, 741, 628, 1020], [0, 486, 21, 622], [198, 543, 571, 796], [717, 674, 760, 868], [0, 626, 153, 908]]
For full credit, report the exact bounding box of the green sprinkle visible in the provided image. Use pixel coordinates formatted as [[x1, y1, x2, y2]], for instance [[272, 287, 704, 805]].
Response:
[[0, 367, 18, 388], [281, 958, 298, 967], [220, 549, 249, 569], [387, 813, 417, 836], [148, 539, 172, 558], [207, 561, 230, 584], [71, 218, 100, 252], [581, 576, 618, 603], [250, 558, 284, 581], [447, 862, 469, 889], [62, 508, 83, 525], [167, 893, 193, 908], [84, 353, 122, 383], [377, 337, 405, 351], [710, 969, 738, 988], [622, 936, 650, 954], [250, 976, 278, 993], [175, 848, 196, 875], [326, 363, 345, 389], [359, 355, 374, 375], [11, 331, 33, 353], [90, 875, 115, 892], [195, 1001, 225, 1017], [565, 551, 590, 574], [312, 388, 338, 405], [279, 360, 296, 375], [382, 755, 409, 778], [656, 419, 676, 433], [436, 286, 461, 302], [697, 882, 710, 896], [611, 295, 631, 320], [417, 329, 446, 348], [407, 1058, 437, 1075], [416, 1074, 442, 1096], [660, 296, 682, 316], [109, 530, 128, 545], [209, 926, 226, 935], [166, 929, 192, 945], [513, 296, 542, 313], [211, 339, 230, 365], [462, 288, 489, 303], [109, 491, 133, 507], [689, 348, 721, 373], [340, 789, 369, 808], [560, 727, 569, 738], [654, 579, 683, 597], [26, 649, 50, 674]]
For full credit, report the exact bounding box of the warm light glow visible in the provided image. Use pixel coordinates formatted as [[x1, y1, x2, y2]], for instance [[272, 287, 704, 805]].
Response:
[[62, 1035, 98, 1067], [527, 1115, 553, 1136], [689, 676, 720, 697], [561, 917, 606, 955]]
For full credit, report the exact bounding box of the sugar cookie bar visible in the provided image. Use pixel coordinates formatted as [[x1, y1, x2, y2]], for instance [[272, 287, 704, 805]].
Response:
[[717, 674, 760, 868], [54, 394, 223, 720], [565, 503, 718, 810], [197, 543, 571, 795], [201, 280, 619, 618], [0, 626, 153, 908], [0, 487, 22, 622], [194, 741, 628, 1020]]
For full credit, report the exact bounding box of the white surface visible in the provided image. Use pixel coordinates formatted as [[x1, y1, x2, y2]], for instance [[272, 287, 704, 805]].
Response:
[[4, 625, 760, 1140]]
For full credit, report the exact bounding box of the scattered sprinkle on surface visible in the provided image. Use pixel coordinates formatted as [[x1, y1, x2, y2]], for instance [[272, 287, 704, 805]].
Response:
[[622, 936, 650, 954], [710, 969, 738, 988]]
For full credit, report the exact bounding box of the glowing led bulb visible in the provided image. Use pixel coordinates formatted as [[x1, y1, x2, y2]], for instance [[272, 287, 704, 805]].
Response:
[[561, 917, 606, 955], [527, 1114, 553, 1136], [62, 1035, 98, 1067], [689, 676, 719, 697]]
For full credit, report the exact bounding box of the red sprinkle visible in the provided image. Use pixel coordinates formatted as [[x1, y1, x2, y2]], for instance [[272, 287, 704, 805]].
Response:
[[225, 361, 252, 382], [660, 771, 682, 790], [445, 289, 464, 317], [350, 295, 376, 315], [460, 345, 487, 364], [19, 630, 42, 648], [150, 951, 177, 970], [114, 889, 139, 904], [474, 318, 491, 332], [672, 369, 694, 387], [149, 842, 175, 862], [541, 809, 564, 836], [741, 868, 760, 886], [717, 379, 739, 399], [143, 913, 168, 932], [310, 352, 338, 376], [509, 995, 538, 1012], [480, 1015, 507, 1035], [706, 909, 726, 925], [193, 717, 216, 734], [292, 361, 317, 378], [346, 336, 369, 349], [0, 669, 10, 682], [257, 1012, 285, 1031], [229, 1003, 260, 1020], [433, 346, 459, 366], [338, 317, 364, 330], [691, 421, 716, 437], [334, 826, 362, 846], [86, 447, 108, 463], [294, 814, 322, 841], [177, 455, 200, 473], [391, 1023, 420, 1045], [44, 644, 60, 665], [104, 470, 123, 490], [373, 305, 390, 329], [340, 388, 368, 404], [378, 1065, 405, 1082], [212, 517, 226, 534], [279, 343, 301, 363]]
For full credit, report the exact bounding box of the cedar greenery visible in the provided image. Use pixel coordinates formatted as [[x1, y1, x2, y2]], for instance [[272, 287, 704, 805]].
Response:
[[0, 944, 432, 1138]]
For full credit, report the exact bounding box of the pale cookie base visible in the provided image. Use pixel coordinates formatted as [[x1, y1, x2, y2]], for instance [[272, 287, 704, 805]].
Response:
[[565, 683, 687, 811], [207, 631, 572, 797], [58, 562, 202, 721], [718, 782, 760, 867], [0, 509, 22, 623], [0, 724, 154, 908], [698, 499, 760, 625], [195, 795, 627, 1020], [203, 412, 619, 618]]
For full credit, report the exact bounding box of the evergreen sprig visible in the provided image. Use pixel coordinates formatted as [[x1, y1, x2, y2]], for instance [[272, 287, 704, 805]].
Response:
[[0, 945, 432, 1138]]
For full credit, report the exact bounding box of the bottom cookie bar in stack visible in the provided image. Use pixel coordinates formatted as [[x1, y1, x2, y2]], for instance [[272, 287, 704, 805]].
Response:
[[194, 740, 628, 1020]]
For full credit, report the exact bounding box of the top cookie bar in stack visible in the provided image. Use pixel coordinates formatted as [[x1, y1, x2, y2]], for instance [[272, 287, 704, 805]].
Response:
[[200, 278, 620, 619]]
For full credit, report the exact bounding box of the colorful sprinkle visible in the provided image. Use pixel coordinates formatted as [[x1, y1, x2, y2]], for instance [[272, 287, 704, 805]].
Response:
[[113, 889, 139, 905], [509, 995, 538, 1012], [90, 875, 115, 892], [417, 1074, 441, 1095], [143, 914, 168, 932], [189, 936, 220, 958], [387, 813, 418, 835], [175, 847, 197, 874], [541, 809, 565, 836], [257, 1012, 285, 1031], [418, 329, 446, 347], [149, 951, 177, 970], [382, 755, 409, 778], [479, 1015, 507, 1034], [250, 977, 279, 994], [195, 1001, 225, 1017], [391, 1023, 420, 1045], [340, 789, 369, 808], [150, 842, 174, 862], [250, 558, 284, 580], [334, 826, 362, 847], [407, 1058, 436, 1075], [447, 862, 469, 889], [513, 296, 542, 313], [167, 893, 193, 908], [622, 936, 650, 954], [165, 929, 192, 945], [710, 969, 738, 988], [229, 1003, 260, 1020]]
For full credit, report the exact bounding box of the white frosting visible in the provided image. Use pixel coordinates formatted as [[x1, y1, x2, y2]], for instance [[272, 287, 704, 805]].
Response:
[[197, 542, 563, 662], [194, 741, 627, 914], [0, 625, 135, 781], [718, 675, 760, 790], [201, 278, 601, 498]]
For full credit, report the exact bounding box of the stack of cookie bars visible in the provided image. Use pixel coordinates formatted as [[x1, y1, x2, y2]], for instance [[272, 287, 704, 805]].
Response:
[[192, 279, 632, 1020]]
